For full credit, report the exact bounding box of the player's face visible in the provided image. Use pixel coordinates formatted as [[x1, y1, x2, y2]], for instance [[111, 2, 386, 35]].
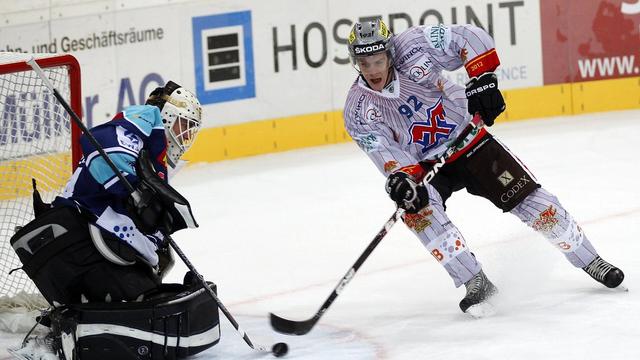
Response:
[[171, 117, 198, 148], [356, 53, 391, 91]]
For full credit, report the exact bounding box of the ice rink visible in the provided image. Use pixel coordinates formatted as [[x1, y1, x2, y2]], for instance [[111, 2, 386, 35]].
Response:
[[2, 109, 640, 359]]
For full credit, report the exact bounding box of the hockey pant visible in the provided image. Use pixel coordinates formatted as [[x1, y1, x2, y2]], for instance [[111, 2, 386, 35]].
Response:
[[406, 134, 599, 287]]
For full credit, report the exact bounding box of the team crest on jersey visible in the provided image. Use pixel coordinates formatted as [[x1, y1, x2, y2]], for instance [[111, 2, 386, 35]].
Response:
[[408, 97, 457, 153], [116, 127, 143, 153]]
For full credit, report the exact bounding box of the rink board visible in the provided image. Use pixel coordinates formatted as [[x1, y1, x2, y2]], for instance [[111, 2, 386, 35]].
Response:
[[184, 76, 640, 162]]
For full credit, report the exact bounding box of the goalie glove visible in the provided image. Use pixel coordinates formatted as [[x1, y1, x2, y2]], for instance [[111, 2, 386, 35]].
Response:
[[155, 241, 175, 280], [127, 149, 198, 235], [465, 72, 505, 126], [385, 171, 430, 214], [127, 180, 165, 235]]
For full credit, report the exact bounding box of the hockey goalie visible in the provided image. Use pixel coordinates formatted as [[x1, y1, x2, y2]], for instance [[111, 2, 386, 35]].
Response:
[[8, 81, 221, 359]]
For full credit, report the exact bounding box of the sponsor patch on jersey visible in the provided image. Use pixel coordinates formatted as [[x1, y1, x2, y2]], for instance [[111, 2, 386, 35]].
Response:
[[397, 47, 422, 66], [365, 104, 382, 121], [384, 160, 399, 173], [407, 97, 457, 153], [404, 208, 433, 232], [355, 134, 379, 153], [408, 56, 434, 82], [428, 227, 467, 265], [116, 126, 143, 153], [426, 24, 450, 50], [460, 48, 469, 62]]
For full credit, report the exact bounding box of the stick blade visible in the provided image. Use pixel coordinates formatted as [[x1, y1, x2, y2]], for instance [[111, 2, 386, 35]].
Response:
[[269, 312, 316, 335]]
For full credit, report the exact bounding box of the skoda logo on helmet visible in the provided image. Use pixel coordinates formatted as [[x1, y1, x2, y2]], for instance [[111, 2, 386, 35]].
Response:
[[354, 43, 386, 55]]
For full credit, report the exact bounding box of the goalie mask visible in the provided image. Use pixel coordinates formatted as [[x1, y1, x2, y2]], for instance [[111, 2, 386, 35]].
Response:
[[347, 19, 395, 71], [146, 81, 202, 168]]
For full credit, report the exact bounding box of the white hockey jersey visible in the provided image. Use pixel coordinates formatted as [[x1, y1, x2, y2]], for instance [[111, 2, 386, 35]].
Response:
[[343, 24, 499, 177]]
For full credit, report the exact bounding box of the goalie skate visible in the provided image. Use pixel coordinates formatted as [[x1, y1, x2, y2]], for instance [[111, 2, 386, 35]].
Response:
[[8, 334, 58, 360], [460, 270, 498, 318]]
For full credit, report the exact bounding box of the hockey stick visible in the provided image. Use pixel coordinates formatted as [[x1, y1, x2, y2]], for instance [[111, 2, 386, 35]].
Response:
[[27, 58, 288, 357], [270, 114, 484, 335]]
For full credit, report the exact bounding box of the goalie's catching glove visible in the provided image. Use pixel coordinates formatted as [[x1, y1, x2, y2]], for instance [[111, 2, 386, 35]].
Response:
[[127, 149, 198, 235], [385, 171, 430, 214], [465, 72, 505, 126]]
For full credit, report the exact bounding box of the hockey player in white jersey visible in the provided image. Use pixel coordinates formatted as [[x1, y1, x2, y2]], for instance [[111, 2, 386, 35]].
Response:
[[343, 19, 625, 317]]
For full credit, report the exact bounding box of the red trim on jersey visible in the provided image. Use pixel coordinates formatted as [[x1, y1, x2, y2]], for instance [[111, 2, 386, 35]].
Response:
[[421, 127, 488, 167], [112, 112, 125, 121], [465, 49, 500, 77], [156, 144, 168, 170], [446, 127, 487, 162], [399, 127, 488, 181], [397, 164, 426, 180]]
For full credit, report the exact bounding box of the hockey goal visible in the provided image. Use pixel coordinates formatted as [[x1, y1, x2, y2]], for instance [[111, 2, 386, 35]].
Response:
[[0, 52, 82, 327]]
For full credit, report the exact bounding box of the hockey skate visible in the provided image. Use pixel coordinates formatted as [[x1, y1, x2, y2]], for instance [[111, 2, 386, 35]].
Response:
[[582, 256, 626, 290], [459, 269, 498, 318]]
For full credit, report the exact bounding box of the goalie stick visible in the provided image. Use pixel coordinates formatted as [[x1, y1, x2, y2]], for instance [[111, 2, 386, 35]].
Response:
[[270, 114, 484, 335], [27, 58, 286, 356]]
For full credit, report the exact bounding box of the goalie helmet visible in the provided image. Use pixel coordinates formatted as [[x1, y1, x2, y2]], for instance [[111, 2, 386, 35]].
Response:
[[146, 81, 202, 168], [347, 19, 395, 67]]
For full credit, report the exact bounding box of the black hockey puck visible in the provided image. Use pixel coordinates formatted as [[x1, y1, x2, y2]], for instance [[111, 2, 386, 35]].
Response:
[[272, 342, 289, 357]]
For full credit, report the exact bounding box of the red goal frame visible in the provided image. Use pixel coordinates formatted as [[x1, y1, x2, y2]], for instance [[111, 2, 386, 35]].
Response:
[[0, 54, 83, 168]]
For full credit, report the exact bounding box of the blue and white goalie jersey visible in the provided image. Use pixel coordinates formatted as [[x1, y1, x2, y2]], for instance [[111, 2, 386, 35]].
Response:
[[54, 105, 169, 266]]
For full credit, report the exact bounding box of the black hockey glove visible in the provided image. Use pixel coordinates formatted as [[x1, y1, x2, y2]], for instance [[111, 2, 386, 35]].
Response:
[[127, 149, 198, 235], [385, 172, 430, 214], [465, 72, 505, 126], [127, 181, 166, 235], [155, 242, 175, 280]]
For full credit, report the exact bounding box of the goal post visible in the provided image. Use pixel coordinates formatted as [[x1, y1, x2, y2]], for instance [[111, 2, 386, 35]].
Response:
[[0, 52, 82, 318]]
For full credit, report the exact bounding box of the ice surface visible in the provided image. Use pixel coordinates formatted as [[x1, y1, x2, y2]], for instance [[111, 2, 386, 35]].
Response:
[[2, 109, 639, 359]]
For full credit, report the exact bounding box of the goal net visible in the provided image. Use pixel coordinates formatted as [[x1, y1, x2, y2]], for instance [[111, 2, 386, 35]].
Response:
[[0, 52, 82, 328]]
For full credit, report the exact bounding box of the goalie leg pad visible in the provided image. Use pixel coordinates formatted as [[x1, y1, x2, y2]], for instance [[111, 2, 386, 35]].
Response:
[[10, 205, 92, 305], [50, 282, 220, 360], [10, 205, 159, 305]]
